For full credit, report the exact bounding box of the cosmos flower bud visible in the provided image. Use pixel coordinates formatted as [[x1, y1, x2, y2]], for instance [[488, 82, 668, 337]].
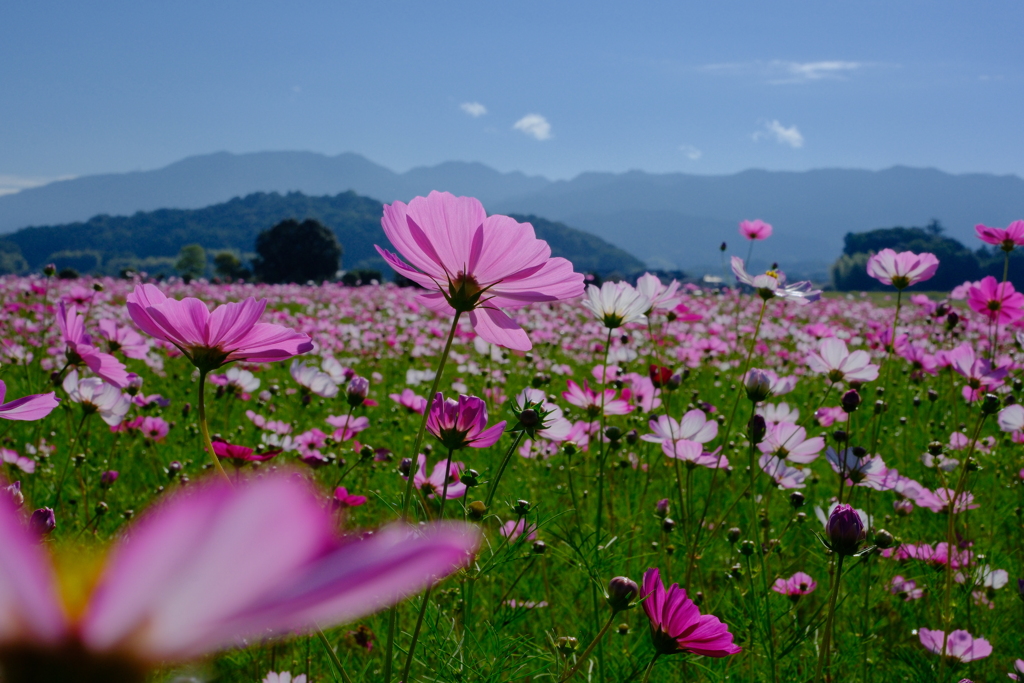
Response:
[[841, 389, 861, 413], [556, 636, 579, 655], [825, 504, 866, 556], [667, 373, 683, 391], [662, 518, 676, 533], [43, 263, 56, 277], [460, 469, 480, 487], [874, 529, 894, 549], [654, 499, 670, 519], [727, 527, 741, 544], [398, 457, 413, 476], [3, 482, 24, 509], [748, 414, 766, 445], [30, 507, 56, 537], [625, 429, 639, 445], [946, 312, 959, 330], [720, 242, 728, 252], [981, 393, 1001, 415], [927, 441, 944, 456], [789, 492, 805, 508], [744, 369, 772, 402], [100, 470, 119, 487], [832, 429, 848, 443], [649, 365, 673, 389], [606, 576, 639, 612], [513, 500, 532, 516], [467, 500, 487, 520], [518, 409, 540, 428], [739, 540, 755, 556], [604, 426, 622, 442], [346, 376, 370, 407], [532, 540, 547, 555]]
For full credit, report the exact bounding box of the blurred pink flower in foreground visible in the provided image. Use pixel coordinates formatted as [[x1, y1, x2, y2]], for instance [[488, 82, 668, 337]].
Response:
[[974, 220, 1024, 251], [0, 474, 478, 676], [967, 276, 1024, 324], [640, 567, 741, 657], [739, 219, 773, 240], [126, 284, 313, 371], [375, 191, 584, 351], [865, 249, 939, 289], [0, 380, 59, 422], [918, 628, 992, 662]]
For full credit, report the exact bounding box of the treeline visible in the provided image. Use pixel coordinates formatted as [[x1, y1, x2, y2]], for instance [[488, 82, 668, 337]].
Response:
[[831, 222, 1021, 291]]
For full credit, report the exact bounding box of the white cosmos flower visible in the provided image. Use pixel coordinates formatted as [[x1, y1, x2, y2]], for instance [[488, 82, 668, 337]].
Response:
[[289, 360, 338, 398], [731, 256, 821, 304], [224, 366, 261, 393], [635, 272, 682, 312], [582, 282, 650, 329], [62, 369, 131, 426]]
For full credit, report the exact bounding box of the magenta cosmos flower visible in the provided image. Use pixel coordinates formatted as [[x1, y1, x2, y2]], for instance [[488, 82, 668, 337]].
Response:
[[739, 219, 773, 240], [0, 380, 59, 422], [918, 629, 992, 663], [57, 301, 130, 388], [0, 474, 478, 679], [375, 191, 585, 351], [426, 393, 506, 451], [967, 276, 1024, 324], [975, 220, 1024, 251], [865, 249, 939, 289], [126, 284, 313, 372], [771, 572, 817, 599], [640, 567, 741, 657]]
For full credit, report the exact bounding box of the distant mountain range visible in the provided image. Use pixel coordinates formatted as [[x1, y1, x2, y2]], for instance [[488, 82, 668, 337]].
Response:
[[2, 151, 1022, 277], [2, 190, 644, 277]]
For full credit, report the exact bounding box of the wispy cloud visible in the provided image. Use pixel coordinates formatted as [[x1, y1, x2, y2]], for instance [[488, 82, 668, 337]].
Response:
[[679, 144, 702, 160], [697, 60, 873, 84], [0, 174, 74, 197], [513, 114, 552, 141], [752, 120, 804, 148], [460, 101, 487, 117]]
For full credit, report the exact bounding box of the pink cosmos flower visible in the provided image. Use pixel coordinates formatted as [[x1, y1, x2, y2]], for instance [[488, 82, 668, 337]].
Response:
[[758, 422, 824, 463], [389, 388, 428, 414], [375, 191, 584, 351], [815, 406, 848, 427], [663, 441, 729, 469], [642, 410, 718, 445], [739, 219, 773, 240], [212, 437, 281, 464], [915, 487, 978, 514], [334, 487, 368, 509], [62, 370, 131, 426], [515, 388, 572, 441], [562, 379, 632, 418], [974, 220, 1024, 251], [918, 629, 992, 663], [759, 454, 808, 489], [411, 454, 466, 500], [865, 249, 939, 289], [731, 257, 820, 303], [500, 518, 538, 541], [997, 403, 1024, 432], [967, 276, 1024, 324], [57, 301, 130, 388], [138, 416, 170, 442], [947, 343, 1007, 401], [0, 380, 59, 422], [890, 576, 924, 601], [771, 572, 817, 599], [126, 284, 314, 372], [324, 414, 370, 443], [97, 319, 149, 360], [635, 272, 683, 312], [640, 568, 741, 657], [0, 473, 479, 673], [806, 338, 879, 384], [1, 449, 35, 474], [1009, 658, 1024, 681], [426, 393, 506, 450]]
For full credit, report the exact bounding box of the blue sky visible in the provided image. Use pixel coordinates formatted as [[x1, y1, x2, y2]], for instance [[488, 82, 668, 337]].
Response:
[[1, 0, 1021, 192]]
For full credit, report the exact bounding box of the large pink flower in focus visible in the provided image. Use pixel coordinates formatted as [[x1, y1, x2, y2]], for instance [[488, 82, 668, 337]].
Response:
[[918, 628, 992, 663], [865, 249, 939, 289], [640, 567, 741, 657], [967, 276, 1024, 324], [975, 220, 1024, 251], [126, 284, 313, 371], [426, 393, 506, 451], [739, 219, 773, 240], [375, 191, 585, 351], [0, 380, 59, 422], [0, 474, 479, 674]]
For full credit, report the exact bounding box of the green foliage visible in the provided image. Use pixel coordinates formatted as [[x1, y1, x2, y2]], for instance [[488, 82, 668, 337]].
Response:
[[253, 218, 342, 284], [212, 251, 252, 281], [0, 240, 28, 274], [833, 223, 981, 291], [48, 249, 103, 276], [174, 243, 207, 281]]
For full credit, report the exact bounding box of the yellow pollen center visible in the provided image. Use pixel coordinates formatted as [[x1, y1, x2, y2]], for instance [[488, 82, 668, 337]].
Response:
[[53, 545, 107, 621], [764, 270, 779, 279]]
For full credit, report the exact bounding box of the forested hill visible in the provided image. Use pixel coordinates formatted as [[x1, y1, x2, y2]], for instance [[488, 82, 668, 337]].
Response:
[[1, 190, 646, 277]]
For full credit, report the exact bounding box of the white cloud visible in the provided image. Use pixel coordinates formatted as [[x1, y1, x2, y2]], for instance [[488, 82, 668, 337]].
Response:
[[460, 101, 487, 117], [679, 144, 702, 160], [753, 120, 804, 148], [0, 174, 74, 196], [513, 114, 552, 140], [697, 60, 870, 84]]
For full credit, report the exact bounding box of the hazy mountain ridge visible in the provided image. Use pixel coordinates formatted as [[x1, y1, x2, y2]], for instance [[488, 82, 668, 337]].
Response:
[[2, 151, 1022, 275]]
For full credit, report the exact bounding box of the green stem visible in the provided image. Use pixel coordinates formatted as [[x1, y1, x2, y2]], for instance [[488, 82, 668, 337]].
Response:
[[198, 370, 231, 483], [482, 431, 526, 508], [560, 611, 619, 682], [814, 554, 845, 683], [640, 653, 661, 683], [315, 626, 353, 683]]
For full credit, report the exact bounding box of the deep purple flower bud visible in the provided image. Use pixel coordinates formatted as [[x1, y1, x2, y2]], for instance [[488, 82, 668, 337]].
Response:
[[789, 491, 805, 508], [604, 425, 622, 442], [825, 504, 866, 556], [981, 393, 1001, 415], [744, 369, 772, 402], [100, 470, 119, 487], [748, 414, 767, 445], [720, 241, 727, 252], [399, 457, 413, 476], [946, 312, 959, 330], [1017, 578, 1024, 602], [606, 576, 639, 611], [518, 409, 540, 428], [30, 507, 56, 536], [4, 482, 24, 509], [347, 376, 370, 407], [666, 373, 683, 391], [840, 389, 861, 414], [654, 498, 670, 519]]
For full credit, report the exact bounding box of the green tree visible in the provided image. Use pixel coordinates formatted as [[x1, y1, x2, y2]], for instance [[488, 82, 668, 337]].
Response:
[[175, 244, 207, 281], [253, 219, 342, 284], [212, 251, 251, 281]]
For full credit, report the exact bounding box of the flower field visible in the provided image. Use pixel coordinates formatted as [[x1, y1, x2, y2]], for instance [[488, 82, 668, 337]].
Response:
[[0, 195, 1022, 683]]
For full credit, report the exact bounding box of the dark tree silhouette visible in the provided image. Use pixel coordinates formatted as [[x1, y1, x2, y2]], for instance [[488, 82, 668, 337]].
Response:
[[253, 219, 342, 284]]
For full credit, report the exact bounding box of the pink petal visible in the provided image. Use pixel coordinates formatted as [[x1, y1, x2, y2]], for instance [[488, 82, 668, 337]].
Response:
[[0, 390, 60, 422], [469, 307, 531, 352]]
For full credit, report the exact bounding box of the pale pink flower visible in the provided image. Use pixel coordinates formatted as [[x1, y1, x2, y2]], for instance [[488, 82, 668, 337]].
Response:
[[642, 410, 718, 445], [739, 219, 772, 240], [389, 388, 428, 414], [97, 319, 149, 360], [411, 454, 466, 500], [916, 487, 978, 514], [635, 272, 683, 312], [62, 370, 131, 426], [562, 379, 632, 418], [375, 191, 584, 351], [139, 416, 170, 442], [57, 302, 130, 388], [731, 257, 820, 303], [582, 281, 650, 328], [806, 338, 879, 384], [947, 343, 1007, 401], [974, 220, 1024, 251], [997, 403, 1024, 432], [890, 576, 924, 601], [771, 572, 816, 598], [865, 249, 939, 289], [1, 449, 35, 474], [0, 474, 479, 668], [0, 380, 59, 422], [663, 441, 728, 469], [324, 415, 369, 443], [126, 284, 313, 371], [263, 672, 306, 683], [918, 629, 992, 663], [500, 518, 537, 541], [758, 422, 824, 463], [759, 454, 808, 489]]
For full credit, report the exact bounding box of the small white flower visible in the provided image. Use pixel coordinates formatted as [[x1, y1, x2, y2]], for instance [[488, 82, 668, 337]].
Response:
[[581, 282, 650, 329], [289, 360, 338, 398], [62, 369, 131, 426]]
